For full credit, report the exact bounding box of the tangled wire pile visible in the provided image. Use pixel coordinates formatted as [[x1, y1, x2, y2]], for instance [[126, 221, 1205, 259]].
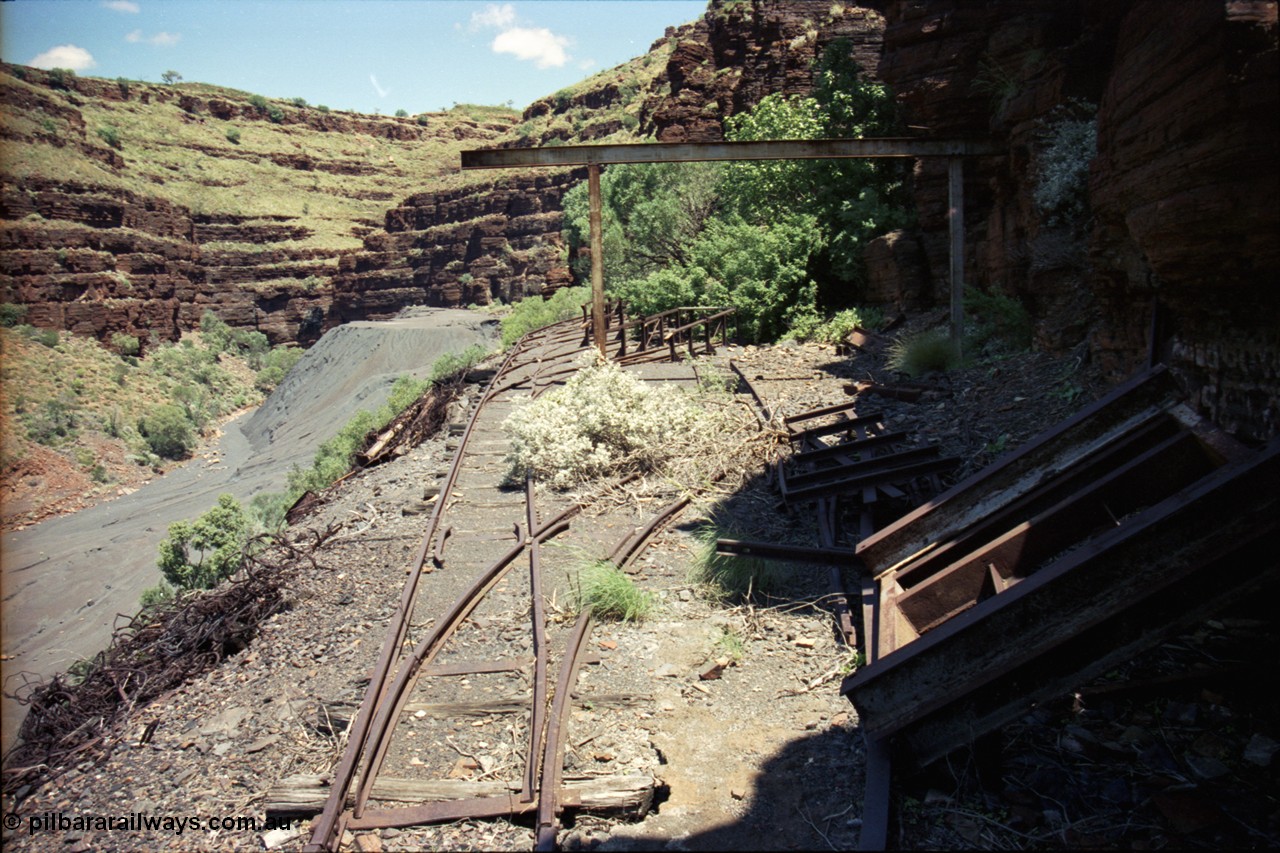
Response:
[[1, 526, 339, 801]]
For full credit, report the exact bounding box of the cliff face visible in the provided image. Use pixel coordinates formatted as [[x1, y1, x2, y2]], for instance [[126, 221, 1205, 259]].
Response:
[[871, 0, 1279, 439], [641, 0, 887, 142], [0, 65, 516, 348], [330, 172, 577, 322]]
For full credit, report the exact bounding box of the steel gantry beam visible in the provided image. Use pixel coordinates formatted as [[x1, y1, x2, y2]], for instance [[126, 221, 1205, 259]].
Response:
[[461, 138, 998, 357]]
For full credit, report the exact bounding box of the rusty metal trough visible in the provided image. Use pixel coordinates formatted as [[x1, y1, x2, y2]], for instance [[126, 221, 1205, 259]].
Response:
[[842, 365, 1280, 849]]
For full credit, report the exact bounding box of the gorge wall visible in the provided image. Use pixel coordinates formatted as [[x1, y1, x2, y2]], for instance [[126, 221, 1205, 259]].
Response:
[[4, 0, 1276, 439], [867, 0, 1278, 440]]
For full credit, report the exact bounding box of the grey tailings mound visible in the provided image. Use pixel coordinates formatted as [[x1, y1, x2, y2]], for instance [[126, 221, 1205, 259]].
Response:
[[0, 308, 499, 752]]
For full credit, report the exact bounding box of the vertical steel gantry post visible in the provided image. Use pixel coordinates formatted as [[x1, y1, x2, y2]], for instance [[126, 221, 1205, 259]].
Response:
[[948, 155, 965, 356], [588, 163, 606, 358]]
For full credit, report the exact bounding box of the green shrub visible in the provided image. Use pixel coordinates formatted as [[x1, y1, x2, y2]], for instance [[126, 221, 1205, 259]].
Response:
[[248, 94, 268, 112], [429, 343, 488, 385], [316, 104, 330, 113], [33, 327, 59, 347], [96, 125, 122, 149], [291, 96, 308, 108], [161, 69, 182, 84], [200, 310, 233, 351], [249, 491, 293, 533], [394, 108, 408, 117], [964, 288, 1033, 351], [139, 581, 175, 609], [225, 127, 241, 144], [157, 494, 249, 590], [25, 395, 79, 445], [499, 285, 589, 348], [415, 114, 428, 126], [0, 303, 28, 327], [886, 329, 960, 377], [115, 77, 131, 98], [573, 560, 654, 622], [47, 68, 75, 90], [111, 332, 140, 356], [266, 105, 285, 124], [139, 403, 195, 459], [286, 408, 380, 494], [503, 357, 701, 489], [255, 345, 303, 392], [1034, 104, 1098, 226]]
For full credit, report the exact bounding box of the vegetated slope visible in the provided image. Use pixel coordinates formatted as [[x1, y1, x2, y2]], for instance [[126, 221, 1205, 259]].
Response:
[[0, 307, 498, 754], [0, 64, 519, 346], [0, 323, 269, 529]]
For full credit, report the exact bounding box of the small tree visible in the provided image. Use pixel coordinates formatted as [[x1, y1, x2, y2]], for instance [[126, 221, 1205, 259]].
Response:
[[394, 108, 408, 117], [140, 404, 195, 459], [157, 494, 250, 590], [161, 69, 183, 84]]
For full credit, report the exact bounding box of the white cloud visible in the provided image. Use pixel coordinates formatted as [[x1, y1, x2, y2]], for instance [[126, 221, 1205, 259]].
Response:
[[103, 0, 140, 13], [126, 29, 181, 46], [29, 44, 96, 71], [470, 3, 515, 30], [369, 74, 389, 98], [492, 27, 569, 69]]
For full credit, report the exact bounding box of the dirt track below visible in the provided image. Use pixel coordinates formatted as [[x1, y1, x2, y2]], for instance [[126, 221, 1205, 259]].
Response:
[[0, 308, 498, 752]]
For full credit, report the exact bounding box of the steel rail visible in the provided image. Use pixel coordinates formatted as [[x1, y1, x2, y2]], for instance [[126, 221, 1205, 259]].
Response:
[[352, 344, 586, 820], [535, 610, 594, 851], [306, 317, 583, 851]]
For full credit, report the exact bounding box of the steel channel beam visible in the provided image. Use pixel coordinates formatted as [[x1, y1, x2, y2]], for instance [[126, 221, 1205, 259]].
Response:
[[784, 400, 867, 426], [856, 366, 1179, 575], [789, 431, 911, 466], [783, 457, 961, 504], [844, 438, 1280, 743], [783, 445, 942, 490], [787, 413, 886, 445], [461, 138, 999, 170], [715, 539, 857, 566]]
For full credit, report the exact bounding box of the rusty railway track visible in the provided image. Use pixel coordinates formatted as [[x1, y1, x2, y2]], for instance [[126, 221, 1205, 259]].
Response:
[[306, 309, 732, 851]]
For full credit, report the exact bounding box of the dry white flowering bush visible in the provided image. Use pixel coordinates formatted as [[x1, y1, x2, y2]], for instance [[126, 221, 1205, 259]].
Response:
[[503, 356, 702, 489]]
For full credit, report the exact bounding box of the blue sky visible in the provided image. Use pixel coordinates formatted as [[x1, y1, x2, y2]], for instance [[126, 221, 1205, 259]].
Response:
[[0, 0, 708, 114]]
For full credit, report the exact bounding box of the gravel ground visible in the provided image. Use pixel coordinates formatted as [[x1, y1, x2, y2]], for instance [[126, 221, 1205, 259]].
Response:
[[4, 315, 1276, 852]]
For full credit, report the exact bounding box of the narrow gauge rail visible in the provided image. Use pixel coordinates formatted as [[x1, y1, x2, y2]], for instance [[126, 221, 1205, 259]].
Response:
[[307, 314, 709, 851]]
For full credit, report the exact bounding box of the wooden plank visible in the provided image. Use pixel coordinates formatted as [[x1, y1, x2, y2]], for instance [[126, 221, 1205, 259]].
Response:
[[461, 139, 1000, 170], [856, 367, 1181, 575], [267, 774, 655, 816], [844, 438, 1279, 743], [588, 163, 606, 357], [893, 429, 1214, 633], [887, 410, 1182, 588]]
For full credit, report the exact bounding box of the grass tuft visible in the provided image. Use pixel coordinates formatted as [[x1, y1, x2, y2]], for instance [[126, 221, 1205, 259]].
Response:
[[690, 521, 782, 599], [573, 559, 654, 622], [886, 329, 960, 377]]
